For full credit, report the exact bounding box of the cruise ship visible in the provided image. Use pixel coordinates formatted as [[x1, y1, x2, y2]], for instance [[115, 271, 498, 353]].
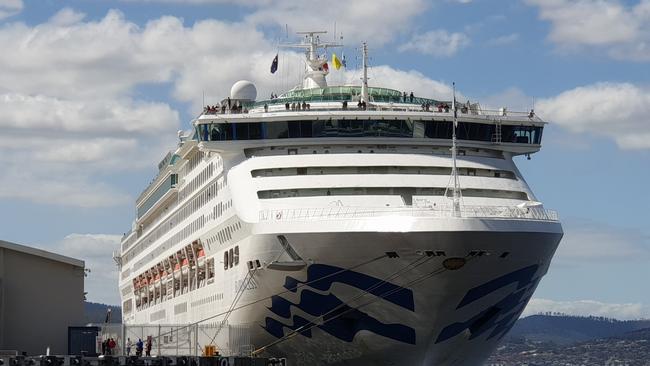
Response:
[[117, 32, 563, 365]]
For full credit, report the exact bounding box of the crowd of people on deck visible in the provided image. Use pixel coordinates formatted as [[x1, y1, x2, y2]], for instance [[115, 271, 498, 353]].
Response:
[[201, 90, 481, 116], [284, 101, 311, 111], [203, 96, 248, 115]]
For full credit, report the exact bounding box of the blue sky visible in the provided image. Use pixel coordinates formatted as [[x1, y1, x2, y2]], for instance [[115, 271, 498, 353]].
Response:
[[0, 0, 648, 318]]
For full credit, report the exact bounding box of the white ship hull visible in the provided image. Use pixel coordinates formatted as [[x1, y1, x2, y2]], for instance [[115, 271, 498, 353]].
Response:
[[125, 213, 561, 366], [247, 223, 560, 365]]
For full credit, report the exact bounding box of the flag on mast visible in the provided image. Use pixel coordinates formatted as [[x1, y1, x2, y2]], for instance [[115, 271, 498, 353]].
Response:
[[332, 53, 343, 70], [270, 54, 278, 74], [452, 82, 458, 128]]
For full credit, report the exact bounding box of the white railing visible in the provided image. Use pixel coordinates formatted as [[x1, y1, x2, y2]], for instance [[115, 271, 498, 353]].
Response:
[[259, 205, 559, 222]]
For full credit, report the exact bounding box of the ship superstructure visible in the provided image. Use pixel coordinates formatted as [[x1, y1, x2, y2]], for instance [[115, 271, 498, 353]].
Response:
[[117, 32, 562, 365]]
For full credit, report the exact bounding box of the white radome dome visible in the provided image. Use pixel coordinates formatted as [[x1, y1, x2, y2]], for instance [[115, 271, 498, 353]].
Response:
[[230, 80, 257, 101]]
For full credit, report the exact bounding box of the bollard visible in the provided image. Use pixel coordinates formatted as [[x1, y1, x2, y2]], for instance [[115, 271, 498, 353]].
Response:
[[125, 356, 143, 366], [198, 357, 217, 366], [156, 357, 171, 366], [98, 356, 116, 366], [39, 356, 63, 366], [10, 356, 25, 366]]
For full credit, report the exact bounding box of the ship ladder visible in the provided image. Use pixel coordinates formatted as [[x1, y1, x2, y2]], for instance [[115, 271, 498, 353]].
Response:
[[492, 119, 502, 144]]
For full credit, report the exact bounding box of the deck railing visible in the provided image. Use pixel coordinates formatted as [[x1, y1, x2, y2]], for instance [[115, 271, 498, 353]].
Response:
[[259, 205, 559, 222], [203, 104, 538, 120]]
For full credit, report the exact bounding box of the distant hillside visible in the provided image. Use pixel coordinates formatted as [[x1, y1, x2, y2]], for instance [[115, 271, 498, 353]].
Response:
[[84, 302, 122, 324], [506, 314, 650, 345], [619, 326, 650, 341], [489, 324, 650, 365]]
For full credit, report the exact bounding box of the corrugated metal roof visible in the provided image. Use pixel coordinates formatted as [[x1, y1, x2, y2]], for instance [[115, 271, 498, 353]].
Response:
[[0, 239, 84, 268]]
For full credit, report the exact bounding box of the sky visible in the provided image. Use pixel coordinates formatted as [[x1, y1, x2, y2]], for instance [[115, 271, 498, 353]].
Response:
[[0, 0, 648, 319]]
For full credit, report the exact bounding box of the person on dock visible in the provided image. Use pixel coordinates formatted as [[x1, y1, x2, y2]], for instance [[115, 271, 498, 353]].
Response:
[[145, 337, 152, 357], [136, 338, 143, 357], [107, 338, 116, 355], [126, 338, 132, 356]]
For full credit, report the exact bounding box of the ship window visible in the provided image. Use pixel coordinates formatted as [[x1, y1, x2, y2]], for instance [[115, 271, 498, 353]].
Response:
[[229, 248, 234, 268], [266, 121, 289, 139], [249, 123, 263, 139], [235, 123, 249, 140], [223, 251, 229, 270], [198, 119, 542, 145], [233, 246, 239, 266], [288, 121, 301, 138]]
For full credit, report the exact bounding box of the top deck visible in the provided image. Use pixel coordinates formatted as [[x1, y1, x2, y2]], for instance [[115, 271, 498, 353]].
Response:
[[198, 85, 542, 125]]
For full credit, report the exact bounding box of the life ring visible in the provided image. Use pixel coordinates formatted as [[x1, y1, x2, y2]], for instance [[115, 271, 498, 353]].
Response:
[[219, 358, 229, 366]]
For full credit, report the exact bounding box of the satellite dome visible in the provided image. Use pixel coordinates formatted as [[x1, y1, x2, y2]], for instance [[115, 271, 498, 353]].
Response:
[[230, 80, 257, 101]]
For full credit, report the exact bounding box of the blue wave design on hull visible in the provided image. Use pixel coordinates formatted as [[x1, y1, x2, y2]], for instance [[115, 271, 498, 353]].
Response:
[[283, 264, 415, 311], [436, 264, 540, 344], [263, 264, 416, 345]]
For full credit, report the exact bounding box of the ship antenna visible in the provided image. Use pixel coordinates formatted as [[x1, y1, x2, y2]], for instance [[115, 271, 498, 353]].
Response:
[[281, 30, 342, 89], [361, 42, 369, 103], [446, 82, 462, 216]]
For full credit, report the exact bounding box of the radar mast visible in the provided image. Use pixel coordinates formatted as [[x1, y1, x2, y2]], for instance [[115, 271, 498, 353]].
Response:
[[281, 31, 342, 89]]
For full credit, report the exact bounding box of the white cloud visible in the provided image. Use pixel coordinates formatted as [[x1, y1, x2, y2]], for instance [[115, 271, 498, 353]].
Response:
[[122, 0, 269, 4], [0, 0, 22, 20], [0, 94, 179, 134], [132, 0, 429, 46], [247, 0, 427, 46], [536, 82, 650, 149], [341, 65, 458, 101], [48, 7, 86, 25], [55, 234, 122, 305], [0, 163, 132, 207], [553, 219, 650, 262], [525, 0, 650, 61], [524, 298, 650, 320], [399, 29, 470, 57], [0, 8, 461, 209], [479, 87, 533, 112], [486, 33, 519, 46]]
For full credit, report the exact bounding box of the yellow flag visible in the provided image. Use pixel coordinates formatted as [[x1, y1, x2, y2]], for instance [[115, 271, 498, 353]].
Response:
[[332, 53, 342, 70]]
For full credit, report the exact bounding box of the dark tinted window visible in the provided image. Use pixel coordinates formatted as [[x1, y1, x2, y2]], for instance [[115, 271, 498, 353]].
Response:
[[197, 120, 542, 145]]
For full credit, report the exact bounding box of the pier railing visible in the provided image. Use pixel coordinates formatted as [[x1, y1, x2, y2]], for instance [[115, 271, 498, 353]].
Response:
[[259, 205, 559, 222]]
